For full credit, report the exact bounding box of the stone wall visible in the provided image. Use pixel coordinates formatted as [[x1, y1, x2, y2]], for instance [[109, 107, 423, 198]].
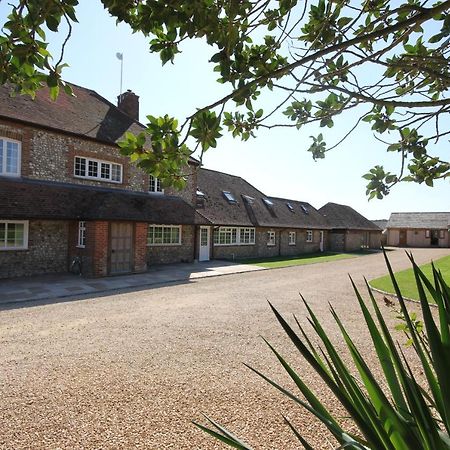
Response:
[[147, 225, 195, 265], [0, 220, 68, 279], [388, 228, 450, 248]]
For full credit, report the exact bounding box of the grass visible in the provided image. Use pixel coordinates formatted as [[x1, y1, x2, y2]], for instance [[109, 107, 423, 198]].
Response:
[[241, 251, 369, 268], [370, 254, 450, 302]]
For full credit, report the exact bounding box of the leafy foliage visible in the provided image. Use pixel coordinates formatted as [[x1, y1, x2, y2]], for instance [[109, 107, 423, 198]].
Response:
[[1, 0, 449, 194], [195, 251, 450, 449]]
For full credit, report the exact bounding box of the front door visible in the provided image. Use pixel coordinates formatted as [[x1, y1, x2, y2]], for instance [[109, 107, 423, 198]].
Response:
[[199, 226, 210, 261], [110, 223, 133, 274], [399, 229, 407, 246], [319, 231, 324, 252], [431, 230, 439, 246]]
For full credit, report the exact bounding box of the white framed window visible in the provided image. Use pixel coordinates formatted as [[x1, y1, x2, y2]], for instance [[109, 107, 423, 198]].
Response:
[[77, 221, 86, 248], [149, 175, 164, 193], [306, 230, 313, 242], [439, 230, 445, 239], [0, 220, 28, 250], [0, 138, 21, 177], [148, 225, 181, 245], [74, 156, 122, 183], [267, 231, 276, 246], [213, 227, 256, 246], [425, 230, 430, 238], [288, 231, 296, 246]]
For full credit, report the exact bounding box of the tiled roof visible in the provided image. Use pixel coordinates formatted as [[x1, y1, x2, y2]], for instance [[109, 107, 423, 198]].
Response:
[[196, 168, 329, 229], [0, 177, 208, 225], [319, 202, 380, 231], [0, 83, 145, 144], [372, 219, 387, 230], [387, 212, 450, 229]]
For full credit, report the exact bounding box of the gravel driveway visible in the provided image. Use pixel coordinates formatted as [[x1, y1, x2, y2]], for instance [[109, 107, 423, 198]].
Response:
[[1, 247, 449, 449]]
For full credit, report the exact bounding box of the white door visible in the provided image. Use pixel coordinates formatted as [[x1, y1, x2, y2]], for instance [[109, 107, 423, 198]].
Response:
[[319, 231, 324, 252], [199, 226, 210, 261]]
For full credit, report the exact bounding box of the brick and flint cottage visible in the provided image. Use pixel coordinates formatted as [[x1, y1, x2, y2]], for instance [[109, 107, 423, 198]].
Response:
[[0, 83, 209, 278], [0, 83, 381, 279]]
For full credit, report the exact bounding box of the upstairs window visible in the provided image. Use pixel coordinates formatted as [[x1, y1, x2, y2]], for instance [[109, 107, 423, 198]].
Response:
[[0, 138, 21, 177], [77, 221, 86, 248], [0, 220, 28, 250], [149, 175, 164, 193], [74, 156, 122, 183], [223, 191, 237, 204]]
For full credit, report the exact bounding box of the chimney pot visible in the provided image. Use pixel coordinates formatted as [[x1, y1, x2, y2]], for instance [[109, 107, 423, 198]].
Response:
[[117, 90, 139, 121]]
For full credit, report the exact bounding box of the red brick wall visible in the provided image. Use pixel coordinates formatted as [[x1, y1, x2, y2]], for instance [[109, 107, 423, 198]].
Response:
[[92, 221, 109, 277], [134, 223, 148, 273]]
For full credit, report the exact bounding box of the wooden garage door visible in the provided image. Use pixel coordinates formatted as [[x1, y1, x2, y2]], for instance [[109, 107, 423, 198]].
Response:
[[110, 223, 133, 274]]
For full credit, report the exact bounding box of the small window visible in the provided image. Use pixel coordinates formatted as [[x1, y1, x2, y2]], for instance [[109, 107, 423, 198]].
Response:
[[196, 190, 206, 208], [240, 228, 255, 244], [74, 156, 122, 183], [425, 230, 430, 238], [149, 175, 163, 193], [223, 191, 237, 204], [148, 225, 181, 245], [306, 230, 313, 242], [288, 231, 296, 245], [77, 221, 86, 248], [267, 231, 276, 246], [0, 138, 21, 177], [263, 198, 274, 207], [439, 230, 445, 239], [196, 189, 205, 197], [242, 195, 255, 205], [301, 205, 309, 214], [287, 203, 294, 212], [0, 220, 28, 250]]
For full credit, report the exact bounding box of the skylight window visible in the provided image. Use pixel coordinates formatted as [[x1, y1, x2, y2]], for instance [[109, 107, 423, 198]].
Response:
[[301, 205, 309, 214], [196, 189, 205, 197], [263, 198, 274, 207], [287, 203, 294, 212], [242, 195, 255, 205], [223, 191, 237, 204]]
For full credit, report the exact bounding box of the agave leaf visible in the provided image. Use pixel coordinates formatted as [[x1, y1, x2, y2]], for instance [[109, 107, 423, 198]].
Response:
[[193, 421, 253, 449], [330, 304, 417, 450], [283, 415, 315, 450]]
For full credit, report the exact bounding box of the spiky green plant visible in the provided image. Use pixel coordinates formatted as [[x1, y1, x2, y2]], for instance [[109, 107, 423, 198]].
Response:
[[194, 252, 450, 449]]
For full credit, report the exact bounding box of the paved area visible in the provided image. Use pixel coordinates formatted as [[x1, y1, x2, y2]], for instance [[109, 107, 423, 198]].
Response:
[[0, 247, 449, 449], [0, 260, 264, 306]]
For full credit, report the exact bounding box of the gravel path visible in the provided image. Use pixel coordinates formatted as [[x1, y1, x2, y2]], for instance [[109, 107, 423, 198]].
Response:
[[1, 248, 449, 449]]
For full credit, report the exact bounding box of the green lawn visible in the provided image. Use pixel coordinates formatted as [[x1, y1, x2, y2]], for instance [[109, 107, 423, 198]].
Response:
[[242, 251, 368, 268], [370, 255, 450, 302]]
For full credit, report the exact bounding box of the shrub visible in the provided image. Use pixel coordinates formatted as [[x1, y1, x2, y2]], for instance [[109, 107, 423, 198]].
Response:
[[194, 252, 450, 449]]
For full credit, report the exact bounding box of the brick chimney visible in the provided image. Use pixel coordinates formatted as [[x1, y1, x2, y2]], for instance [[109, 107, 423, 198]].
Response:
[[117, 90, 139, 121]]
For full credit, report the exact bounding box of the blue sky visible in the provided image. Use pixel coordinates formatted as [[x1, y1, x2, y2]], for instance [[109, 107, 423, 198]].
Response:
[[1, 0, 448, 219]]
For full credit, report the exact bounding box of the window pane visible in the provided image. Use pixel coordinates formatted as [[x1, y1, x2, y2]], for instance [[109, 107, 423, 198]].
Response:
[[88, 160, 98, 177], [154, 227, 163, 243], [163, 227, 171, 243], [74, 157, 86, 176], [6, 223, 24, 247], [147, 227, 154, 244], [111, 164, 121, 182], [0, 223, 5, 245], [6, 141, 19, 174], [0, 139, 3, 173], [172, 227, 180, 243], [100, 162, 110, 179]]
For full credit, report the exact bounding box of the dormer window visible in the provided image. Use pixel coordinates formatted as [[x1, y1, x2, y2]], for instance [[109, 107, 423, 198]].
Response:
[[196, 189, 206, 208], [149, 175, 163, 193], [301, 205, 309, 214], [223, 191, 237, 204], [0, 138, 21, 177], [287, 202, 294, 212]]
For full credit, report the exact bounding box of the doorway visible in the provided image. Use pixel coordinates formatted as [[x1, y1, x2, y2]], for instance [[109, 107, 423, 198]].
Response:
[[199, 226, 210, 261], [110, 223, 134, 274], [399, 229, 407, 246], [430, 230, 439, 246]]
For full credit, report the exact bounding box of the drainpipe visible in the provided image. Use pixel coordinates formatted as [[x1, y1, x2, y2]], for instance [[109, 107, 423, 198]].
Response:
[[193, 225, 198, 262]]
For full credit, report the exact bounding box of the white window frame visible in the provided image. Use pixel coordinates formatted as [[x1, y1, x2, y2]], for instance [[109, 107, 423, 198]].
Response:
[[74, 156, 122, 183], [439, 230, 445, 239], [77, 221, 86, 248], [147, 225, 181, 246], [267, 231, 276, 246], [213, 227, 256, 246], [149, 175, 164, 193], [0, 220, 29, 250], [0, 137, 21, 177], [425, 230, 430, 238], [288, 231, 296, 246], [306, 230, 313, 242]]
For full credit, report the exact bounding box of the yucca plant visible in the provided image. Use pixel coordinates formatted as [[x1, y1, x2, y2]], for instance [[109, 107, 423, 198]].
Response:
[[194, 251, 450, 449]]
